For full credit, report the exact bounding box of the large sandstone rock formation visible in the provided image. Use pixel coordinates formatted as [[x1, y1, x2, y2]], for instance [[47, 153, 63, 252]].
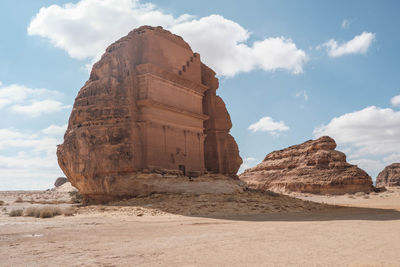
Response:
[[57, 26, 242, 202], [239, 136, 373, 194], [376, 163, 400, 187]]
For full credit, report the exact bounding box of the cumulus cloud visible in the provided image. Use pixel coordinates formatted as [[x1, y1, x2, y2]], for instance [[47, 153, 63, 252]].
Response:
[[42, 124, 68, 135], [11, 100, 71, 117], [0, 82, 68, 117], [313, 104, 400, 179], [0, 127, 65, 190], [28, 0, 307, 77], [391, 95, 400, 107], [248, 116, 289, 135], [0, 83, 61, 108], [172, 15, 307, 76], [348, 158, 385, 176], [322, 32, 375, 58]]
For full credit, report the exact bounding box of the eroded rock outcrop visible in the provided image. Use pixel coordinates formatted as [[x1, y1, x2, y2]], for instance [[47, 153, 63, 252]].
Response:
[[54, 177, 68, 187], [57, 26, 242, 202], [376, 163, 400, 187], [239, 136, 373, 194]]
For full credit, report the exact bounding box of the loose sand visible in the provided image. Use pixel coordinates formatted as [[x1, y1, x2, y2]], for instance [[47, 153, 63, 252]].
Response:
[[1, 187, 399, 266]]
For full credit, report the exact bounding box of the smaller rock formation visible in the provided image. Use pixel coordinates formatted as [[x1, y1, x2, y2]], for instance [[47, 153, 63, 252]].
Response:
[[376, 163, 400, 187], [239, 136, 373, 194], [54, 177, 68, 187]]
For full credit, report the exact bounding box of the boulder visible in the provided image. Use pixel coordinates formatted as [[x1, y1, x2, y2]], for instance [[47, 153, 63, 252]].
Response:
[[239, 136, 373, 194], [57, 26, 242, 202], [376, 163, 400, 187], [54, 177, 68, 187]]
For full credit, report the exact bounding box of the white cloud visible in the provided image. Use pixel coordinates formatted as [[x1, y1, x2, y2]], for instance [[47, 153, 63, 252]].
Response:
[[11, 100, 71, 117], [239, 157, 258, 173], [0, 83, 61, 108], [42, 124, 68, 135], [348, 158, 385, 177], [295, 90, 308, 101], [341, 19, 351, 29], [248, 116, 289, 135], [172, 15, 307, 76], [313, 104, 400, 180], [0, 127, 65, 190], [0, 82, 68, 117], [383, 153, 400, 164], [391, 95, 400, 107], [28, 0, 307, 77], [322, 32, 375, 58], [0, 128, 58, 153]]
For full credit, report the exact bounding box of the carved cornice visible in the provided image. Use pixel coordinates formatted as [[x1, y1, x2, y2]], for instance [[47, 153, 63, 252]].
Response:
[[136, 63, 208, 95], [137, 99, 209, 121]]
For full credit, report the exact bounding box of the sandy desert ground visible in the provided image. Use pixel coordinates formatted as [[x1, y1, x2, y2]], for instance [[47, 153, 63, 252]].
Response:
[[1, 186, 400, 266]]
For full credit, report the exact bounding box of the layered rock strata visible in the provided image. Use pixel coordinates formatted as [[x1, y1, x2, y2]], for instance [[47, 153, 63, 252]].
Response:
[[376, 163, 400, 187], [240, 136, 373, 194], [57, 26, 242, 201]]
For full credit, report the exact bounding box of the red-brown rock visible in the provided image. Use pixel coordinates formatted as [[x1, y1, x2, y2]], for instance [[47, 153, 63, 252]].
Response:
[[239, 136, 373, 194], [57, 26, 242, 201], [376, 163, 400, 187]]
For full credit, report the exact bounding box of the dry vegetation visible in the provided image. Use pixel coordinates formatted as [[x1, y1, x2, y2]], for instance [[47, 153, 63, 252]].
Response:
[[69, 191, 82, 203], [23, 206, 76, 218], [9, 209, 23, 217]]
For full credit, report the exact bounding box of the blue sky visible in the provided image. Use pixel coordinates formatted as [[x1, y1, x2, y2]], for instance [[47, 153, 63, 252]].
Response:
[[1, 0, 399, 189]]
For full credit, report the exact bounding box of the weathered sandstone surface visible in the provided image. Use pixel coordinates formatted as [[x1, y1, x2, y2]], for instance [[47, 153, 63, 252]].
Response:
[[57, 26, 242, 202], [239, 136, 373, 194], [376, 163, 400, 187]]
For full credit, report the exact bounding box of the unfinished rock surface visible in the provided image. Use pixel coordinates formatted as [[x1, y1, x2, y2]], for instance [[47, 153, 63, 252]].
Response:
[[239, 136, 373, 195], [57, 26, 242, 202], [376, 163, 400, 187]]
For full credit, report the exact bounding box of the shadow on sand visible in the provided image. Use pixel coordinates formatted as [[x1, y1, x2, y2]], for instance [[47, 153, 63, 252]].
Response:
[[101, 190, 400, 222], [198, 206, 400, 222]]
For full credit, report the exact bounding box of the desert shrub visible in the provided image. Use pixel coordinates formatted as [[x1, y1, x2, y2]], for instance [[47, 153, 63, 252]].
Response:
[[24, 206, 39, 217], [9, 209, 23, 217], [69, 191, 82, 204], [14, 197, 23, 203], [38, 206, 62, 218], [0, 200, 4, 206], [63, 207, 76, 216], [24, 206, 62, 218]]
